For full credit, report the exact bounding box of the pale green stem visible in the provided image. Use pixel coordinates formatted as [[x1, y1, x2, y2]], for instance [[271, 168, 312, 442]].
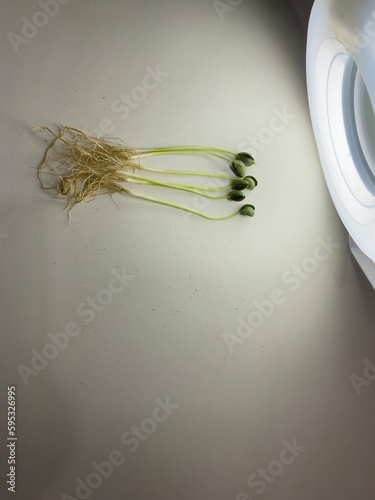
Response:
[[134, 146, 236, 156], [125, 189, 243, 220], [138, 165, 239, 180], [133, 150, 232, 162], [123, 171, 231, 192], [122, 173, 230, 199]]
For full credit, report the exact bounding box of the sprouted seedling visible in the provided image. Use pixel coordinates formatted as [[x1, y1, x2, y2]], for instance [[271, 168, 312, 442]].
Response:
[[33, 126, 257, 221]]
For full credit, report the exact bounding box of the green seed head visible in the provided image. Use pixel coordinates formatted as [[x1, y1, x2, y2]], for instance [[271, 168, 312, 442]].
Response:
[[227, 190, 246, 202], [236, 152, 255, 166], [244, 176, 258, 190], [230, 178, 250, 191], [231, 160, 246, 178], [239, 204, 255, 217]]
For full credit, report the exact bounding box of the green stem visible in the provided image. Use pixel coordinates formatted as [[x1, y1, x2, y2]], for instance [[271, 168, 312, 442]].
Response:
[[138, 165, 239, 180], [133, 150, 232, 162], [125, 189, 242, 220], [158, 182, 230, 192], [123, 172, 232, 192], [135, 146, 236, 156], [123, 174, 230, 200]]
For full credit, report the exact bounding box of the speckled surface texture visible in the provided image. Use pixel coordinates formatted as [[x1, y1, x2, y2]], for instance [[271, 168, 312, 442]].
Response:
[[1, 1, 375, 499]]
